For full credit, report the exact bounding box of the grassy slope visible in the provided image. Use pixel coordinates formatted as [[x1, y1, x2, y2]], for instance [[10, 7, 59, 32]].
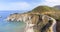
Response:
[[28, 6, 60, 20], [27, 6, 60, 32]]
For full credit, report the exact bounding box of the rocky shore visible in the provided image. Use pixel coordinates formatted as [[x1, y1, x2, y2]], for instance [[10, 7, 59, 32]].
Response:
[[6, 6, 60, 32]]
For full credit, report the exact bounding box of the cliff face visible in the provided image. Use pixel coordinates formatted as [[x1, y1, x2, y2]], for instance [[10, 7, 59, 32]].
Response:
[[29, 6, 60, 32], [28, 6, 60, 20], [6, 6, 60, 32], [6, 13, 57, 32], [6, 6, 60, 21]]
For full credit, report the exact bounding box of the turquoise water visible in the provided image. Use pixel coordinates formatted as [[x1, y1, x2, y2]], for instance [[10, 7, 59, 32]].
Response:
[[0, 11, 26, 32]]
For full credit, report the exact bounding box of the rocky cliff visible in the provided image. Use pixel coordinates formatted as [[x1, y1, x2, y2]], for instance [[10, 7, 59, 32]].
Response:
[[6, 6, 60, 32], [26, 6, 60, 21], [6, 6, 60, 21]]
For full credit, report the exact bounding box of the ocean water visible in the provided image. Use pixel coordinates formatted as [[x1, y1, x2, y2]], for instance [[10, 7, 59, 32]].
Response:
[[0, 11, 26, 32]]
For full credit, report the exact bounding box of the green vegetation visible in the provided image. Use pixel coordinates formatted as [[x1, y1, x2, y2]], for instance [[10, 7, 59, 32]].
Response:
[[28, 6, 60, 20], [29, 6, 59, 13]]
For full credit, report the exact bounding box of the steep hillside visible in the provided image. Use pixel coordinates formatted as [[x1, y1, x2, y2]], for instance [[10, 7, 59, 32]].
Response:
[[28, 6, 60, 20]]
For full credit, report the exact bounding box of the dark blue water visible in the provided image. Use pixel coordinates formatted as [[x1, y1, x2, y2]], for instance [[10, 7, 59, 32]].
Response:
[[0, 11, 26, 32]]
